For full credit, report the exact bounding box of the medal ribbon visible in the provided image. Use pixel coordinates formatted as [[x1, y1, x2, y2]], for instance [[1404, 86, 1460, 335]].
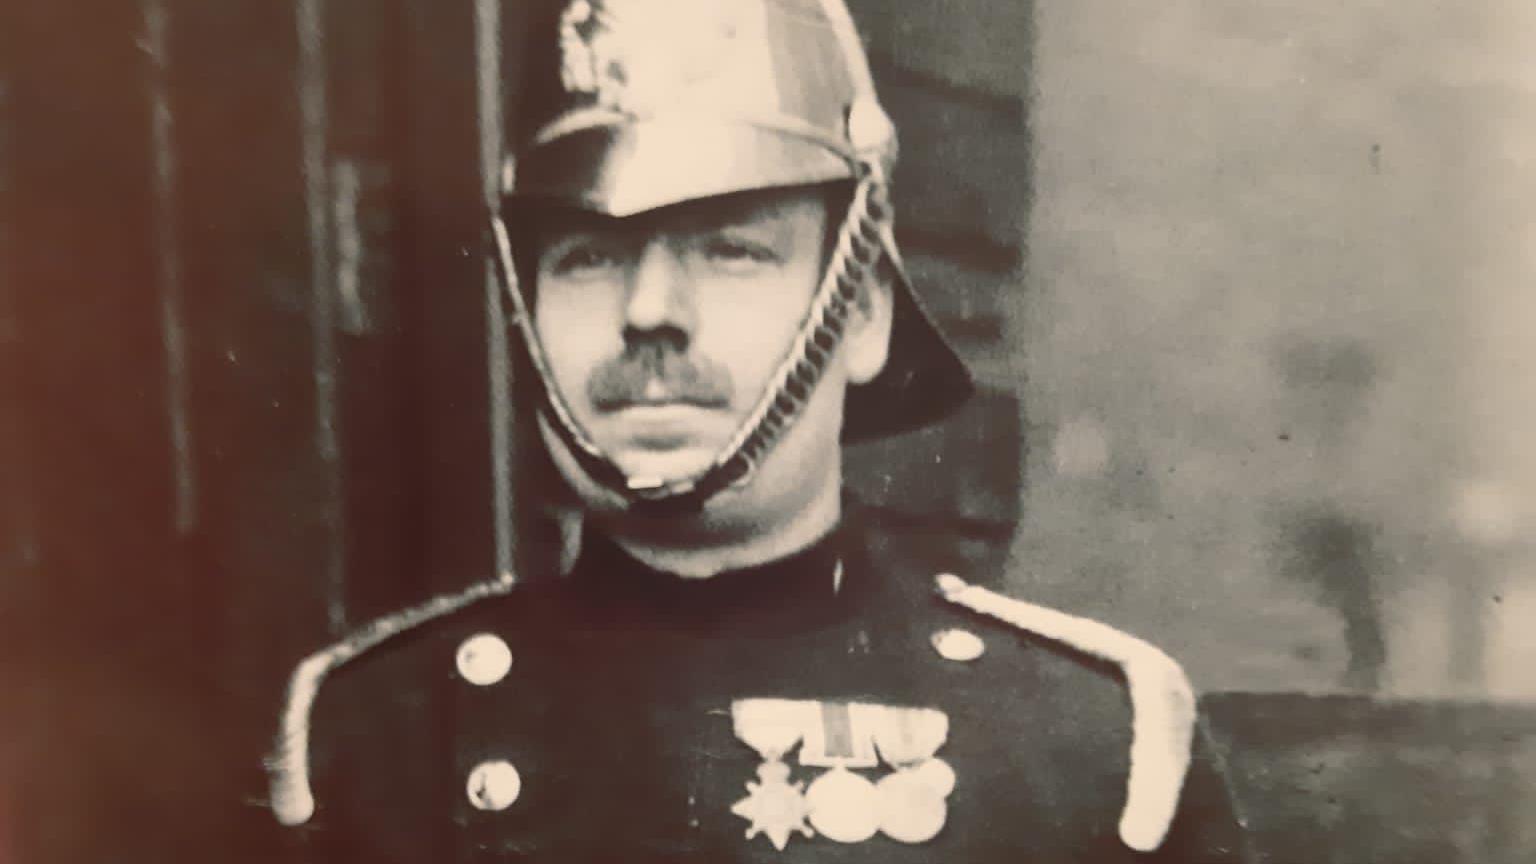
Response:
[[872, 706, 949, 767], [800, 701, 880, 768], [732, 698, 814, 762]]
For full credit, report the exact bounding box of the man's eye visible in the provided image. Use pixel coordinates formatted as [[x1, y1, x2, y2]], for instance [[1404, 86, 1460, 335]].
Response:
[[549, 245, 621, 275], [701, 238, 778, 266]]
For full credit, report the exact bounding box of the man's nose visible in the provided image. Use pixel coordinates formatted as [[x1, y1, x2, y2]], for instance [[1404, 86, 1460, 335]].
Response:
[[623, 240, 696, 341]]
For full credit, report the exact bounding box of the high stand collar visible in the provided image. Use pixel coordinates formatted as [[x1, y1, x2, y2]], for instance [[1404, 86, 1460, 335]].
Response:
[[563, 505, 874, 636]]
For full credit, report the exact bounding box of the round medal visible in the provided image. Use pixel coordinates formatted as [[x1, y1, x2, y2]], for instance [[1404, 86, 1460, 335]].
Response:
[[805, 768, 879, 843], [911, 758, 957, 798], [875, 771, 947, 844]]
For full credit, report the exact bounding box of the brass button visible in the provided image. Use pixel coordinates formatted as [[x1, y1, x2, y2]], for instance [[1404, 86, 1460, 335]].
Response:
[[931, 628, 985, 662], [456, 633, 513, 686], [466, 760, 522, 811]]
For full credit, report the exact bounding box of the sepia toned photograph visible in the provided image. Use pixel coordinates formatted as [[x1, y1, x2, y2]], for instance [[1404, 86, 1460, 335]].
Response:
[[3, 1, 1534, 861]]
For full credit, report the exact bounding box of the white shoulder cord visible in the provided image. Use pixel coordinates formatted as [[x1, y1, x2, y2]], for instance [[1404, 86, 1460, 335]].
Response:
[[934, 574, 1196, 853], [267, 574, 518, 826]]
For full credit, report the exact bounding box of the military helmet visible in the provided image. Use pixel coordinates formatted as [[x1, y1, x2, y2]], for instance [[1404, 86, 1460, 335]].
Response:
[[493, 0, 973, 508]]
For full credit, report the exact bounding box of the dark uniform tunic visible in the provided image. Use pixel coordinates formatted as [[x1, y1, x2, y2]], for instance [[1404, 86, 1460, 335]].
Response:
[[283, 506, 1251, 862]]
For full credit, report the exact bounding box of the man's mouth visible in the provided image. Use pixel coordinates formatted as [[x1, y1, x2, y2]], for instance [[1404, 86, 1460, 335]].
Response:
[[593, 378, 731, 412], [600, 392, 732, 454]]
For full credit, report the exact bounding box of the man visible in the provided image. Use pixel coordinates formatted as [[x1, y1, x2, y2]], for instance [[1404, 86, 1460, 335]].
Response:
[[265, 1, 1251, 860]]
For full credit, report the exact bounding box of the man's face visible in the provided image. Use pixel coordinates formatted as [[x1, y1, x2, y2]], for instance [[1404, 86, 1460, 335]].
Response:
[[531, 187, 831, 488]]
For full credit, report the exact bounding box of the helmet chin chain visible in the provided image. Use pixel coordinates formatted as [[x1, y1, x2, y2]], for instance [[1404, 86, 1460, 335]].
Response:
[[490, 161, 891, 516]]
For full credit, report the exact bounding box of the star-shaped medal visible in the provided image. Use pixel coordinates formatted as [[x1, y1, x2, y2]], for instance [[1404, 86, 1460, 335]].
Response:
[[732, 762, 814, 851]]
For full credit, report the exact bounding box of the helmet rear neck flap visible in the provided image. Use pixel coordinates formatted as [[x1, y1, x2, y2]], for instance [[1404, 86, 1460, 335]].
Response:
[[491, 0, 957, 514]]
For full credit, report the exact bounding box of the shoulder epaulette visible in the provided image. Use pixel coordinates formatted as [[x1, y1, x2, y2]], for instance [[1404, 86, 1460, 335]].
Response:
[[266, 575, 520, 827], [934, 574, 1196, 853]]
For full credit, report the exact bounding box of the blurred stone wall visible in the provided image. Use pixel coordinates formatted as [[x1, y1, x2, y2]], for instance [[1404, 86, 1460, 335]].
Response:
[[1018, 0, 1536, 698]]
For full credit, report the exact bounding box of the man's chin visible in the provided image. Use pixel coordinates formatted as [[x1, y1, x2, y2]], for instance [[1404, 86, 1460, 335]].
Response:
[[610, 446, 719, 487]]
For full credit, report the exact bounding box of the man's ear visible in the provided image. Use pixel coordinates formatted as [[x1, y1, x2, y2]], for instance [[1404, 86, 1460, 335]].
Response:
[[842, 270, 894, 385]]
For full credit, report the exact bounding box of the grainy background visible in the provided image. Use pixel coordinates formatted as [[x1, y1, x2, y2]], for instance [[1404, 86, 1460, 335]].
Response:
[[1017, 0, 1536, 699], [3, 1, 1534, 861]]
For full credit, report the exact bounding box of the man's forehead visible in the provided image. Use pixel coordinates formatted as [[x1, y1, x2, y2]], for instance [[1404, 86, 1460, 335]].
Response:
[[528, 185, 831, 238]]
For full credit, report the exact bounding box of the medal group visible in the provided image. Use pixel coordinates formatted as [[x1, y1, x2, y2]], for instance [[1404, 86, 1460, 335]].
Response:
[[730, 698, 954, 851]]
